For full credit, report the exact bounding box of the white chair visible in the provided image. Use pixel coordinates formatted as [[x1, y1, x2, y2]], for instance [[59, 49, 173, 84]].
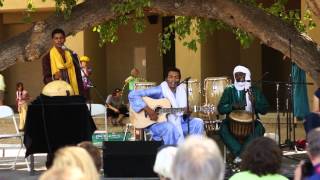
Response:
[[87, 103, 108, 140], [0, 105, 30, 170]]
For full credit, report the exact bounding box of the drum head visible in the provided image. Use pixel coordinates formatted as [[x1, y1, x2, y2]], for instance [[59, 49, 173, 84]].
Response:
[[42, 80, 75, 96], [229, 110, 254, 123]]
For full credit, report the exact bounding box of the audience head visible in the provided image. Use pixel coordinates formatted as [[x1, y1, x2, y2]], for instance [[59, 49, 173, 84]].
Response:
[[240, 137, 282, 176], [172, 135, 225, 180], [153, 146, 177, 180], [52, 146, 99, 180], [39, 166, 85, 180], [78, 141, 102, 171], [307, 127, 320, 161]]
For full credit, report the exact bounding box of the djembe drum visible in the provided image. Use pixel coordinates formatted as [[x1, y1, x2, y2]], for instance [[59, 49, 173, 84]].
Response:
[[42, 80, 74, 96], [203, 77, 230, 137], [187, 79, 201, 116], [228, 110, 255, 142]]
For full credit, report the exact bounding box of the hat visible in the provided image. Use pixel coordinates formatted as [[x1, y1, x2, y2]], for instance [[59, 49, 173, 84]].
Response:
[[153, 146, 177, 179], [114, 88, 121, 93], [80, 56, 90, 62]]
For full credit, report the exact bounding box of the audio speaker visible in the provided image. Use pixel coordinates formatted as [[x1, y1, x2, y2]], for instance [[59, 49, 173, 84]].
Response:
[[103, 141, 162, 177]]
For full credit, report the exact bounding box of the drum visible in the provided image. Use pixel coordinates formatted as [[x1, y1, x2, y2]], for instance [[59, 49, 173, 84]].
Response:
[[187, 79, 201, 108], [204, 77, 230, 107], [228, 110, 254, 141], [42, 80, 74, 96], [134, 82, 156, 90]]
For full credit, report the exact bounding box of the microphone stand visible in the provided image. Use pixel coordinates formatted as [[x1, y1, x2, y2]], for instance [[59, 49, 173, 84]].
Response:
[[247, 87, 255, 134], [179, 77, 191, 135], [276, 83, 281, 146], [66, 49, 108, 135], [186, 79, 190, 135]]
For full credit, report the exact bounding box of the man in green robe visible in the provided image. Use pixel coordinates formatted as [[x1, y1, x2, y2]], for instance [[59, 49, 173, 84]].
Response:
[[218, 65, 269, 161]]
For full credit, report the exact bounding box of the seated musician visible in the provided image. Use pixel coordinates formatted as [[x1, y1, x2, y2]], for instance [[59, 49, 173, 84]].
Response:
[[128, 67, 204, 145], [218, 65, 269, 162]]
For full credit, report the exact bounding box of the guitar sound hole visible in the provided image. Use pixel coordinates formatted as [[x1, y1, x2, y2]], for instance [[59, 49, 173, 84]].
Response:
[[154, 107, 162, 115]]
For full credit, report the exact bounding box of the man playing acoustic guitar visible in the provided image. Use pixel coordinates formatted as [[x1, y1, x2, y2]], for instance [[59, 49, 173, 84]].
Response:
[[128, 67, 204, 145]]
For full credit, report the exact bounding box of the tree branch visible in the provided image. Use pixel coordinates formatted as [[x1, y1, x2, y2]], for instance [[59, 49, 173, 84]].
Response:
[[0, 0, 319, 86]]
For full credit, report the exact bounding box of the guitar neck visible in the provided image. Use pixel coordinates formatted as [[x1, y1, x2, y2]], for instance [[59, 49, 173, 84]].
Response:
[[157, 106, 205, 114], [158, 108, 185, 114]]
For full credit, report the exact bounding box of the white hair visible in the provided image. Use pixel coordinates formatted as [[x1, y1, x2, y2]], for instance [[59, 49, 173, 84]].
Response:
[[172, 135, 225, 180], [153, 146, 178, 179]]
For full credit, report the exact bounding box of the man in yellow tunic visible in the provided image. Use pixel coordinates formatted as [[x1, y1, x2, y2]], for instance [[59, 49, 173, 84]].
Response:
[[42, 28, 83, 95]]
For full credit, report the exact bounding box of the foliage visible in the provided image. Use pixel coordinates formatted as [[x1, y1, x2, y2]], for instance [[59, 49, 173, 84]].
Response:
[[93, 0, 316, 53], [22, 0, 36, 23], [0, 0, 317, 53], [93, 0, 151, 46], [54, 0, 77, 18]]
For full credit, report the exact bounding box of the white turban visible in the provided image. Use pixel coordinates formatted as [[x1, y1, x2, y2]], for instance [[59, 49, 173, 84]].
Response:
[[233, 65, 251, 91], [153, 146, 177, 179], [233, 65, 252, 112]]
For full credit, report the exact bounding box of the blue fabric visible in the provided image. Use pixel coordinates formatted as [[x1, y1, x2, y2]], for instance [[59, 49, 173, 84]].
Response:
[[307, 163, 320, 180], [315, 88, 320, 99], [292, 64, 310, 120], [128, 86, 163, 112], [128, 85, 204, 145], [304, 113, 320, 134]]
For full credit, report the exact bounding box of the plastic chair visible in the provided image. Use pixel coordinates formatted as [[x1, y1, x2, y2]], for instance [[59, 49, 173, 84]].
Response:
[[0, 105, 30, 170], [87, 103, 108, 138]]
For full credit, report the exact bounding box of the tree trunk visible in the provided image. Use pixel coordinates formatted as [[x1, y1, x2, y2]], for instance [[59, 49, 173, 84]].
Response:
[[0, 0, 319, 86]]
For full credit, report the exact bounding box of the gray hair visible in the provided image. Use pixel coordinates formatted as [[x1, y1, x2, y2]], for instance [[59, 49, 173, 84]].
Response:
[[172, 135, 225, 180], [307, 127, 320, 157]]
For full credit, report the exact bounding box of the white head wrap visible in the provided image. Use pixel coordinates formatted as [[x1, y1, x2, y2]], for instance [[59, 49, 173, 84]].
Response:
[[233, 65, 251, 91], [153, 146, 178, 179], [233, 65, 252, 112]]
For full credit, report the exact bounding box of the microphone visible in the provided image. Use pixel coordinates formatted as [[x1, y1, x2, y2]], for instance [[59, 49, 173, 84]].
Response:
[[61, 45, 74, 53], [177, 76, 191, 86]]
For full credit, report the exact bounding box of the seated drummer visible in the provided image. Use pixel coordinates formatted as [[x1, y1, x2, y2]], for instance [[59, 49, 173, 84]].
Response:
[[218, 65, 269, 162]]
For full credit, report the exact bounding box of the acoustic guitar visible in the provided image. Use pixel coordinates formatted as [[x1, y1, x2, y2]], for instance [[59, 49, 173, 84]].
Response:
[[130, 97, 215, 128]]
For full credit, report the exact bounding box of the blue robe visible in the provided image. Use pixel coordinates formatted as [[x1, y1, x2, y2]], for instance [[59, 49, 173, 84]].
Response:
[[128, 85, 204, 145]]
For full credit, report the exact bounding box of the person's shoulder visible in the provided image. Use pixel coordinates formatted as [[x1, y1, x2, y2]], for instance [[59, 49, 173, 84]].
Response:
[[229, 171, 256, 180], [265, 174, 288, 180], [251, 85, 263, 92], [224, 84, 235, 90], [42, 52, 50, 61]]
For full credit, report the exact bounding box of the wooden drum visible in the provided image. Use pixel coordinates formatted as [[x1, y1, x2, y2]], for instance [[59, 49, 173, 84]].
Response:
[[229, 110, 255, 141]]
